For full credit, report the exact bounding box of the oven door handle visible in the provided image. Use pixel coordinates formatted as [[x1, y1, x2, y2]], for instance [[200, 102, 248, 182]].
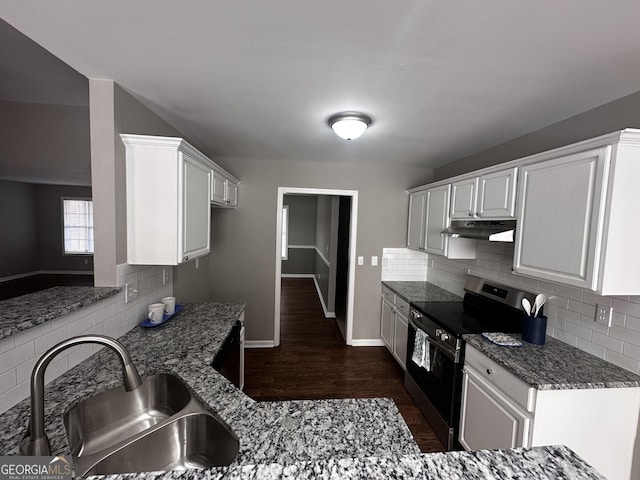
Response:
[[409, 319, 458, 362]]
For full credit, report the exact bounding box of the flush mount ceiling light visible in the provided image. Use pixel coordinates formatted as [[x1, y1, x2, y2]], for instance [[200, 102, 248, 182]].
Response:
[[328, 112, 372, 141]]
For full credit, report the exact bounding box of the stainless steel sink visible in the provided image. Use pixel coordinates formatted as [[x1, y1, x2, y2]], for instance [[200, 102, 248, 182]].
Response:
[[64, 373, 191, 457], [63, 373, 239, 476], [84, 413, 240, 475]]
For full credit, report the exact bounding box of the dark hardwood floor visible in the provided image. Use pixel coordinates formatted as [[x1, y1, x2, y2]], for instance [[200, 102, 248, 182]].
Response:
[[244, 277, 446, 453]]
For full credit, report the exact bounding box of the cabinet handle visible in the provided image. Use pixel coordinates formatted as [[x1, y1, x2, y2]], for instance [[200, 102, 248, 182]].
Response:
[[486, 368, 494, 375], [183, 256, 189, 262], [468, 212, 474, 217], [476, 212, 480, 216]]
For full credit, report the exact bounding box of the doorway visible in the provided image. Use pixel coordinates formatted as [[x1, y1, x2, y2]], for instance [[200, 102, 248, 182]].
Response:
[[274, 187, 358, 346]]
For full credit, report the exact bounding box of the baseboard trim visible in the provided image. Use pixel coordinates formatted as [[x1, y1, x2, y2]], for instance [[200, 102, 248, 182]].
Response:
[[280, 274, 315, 278], [245, 340, 276, 348], [350, 338, 386, 347], [312, 276, 334, 319]]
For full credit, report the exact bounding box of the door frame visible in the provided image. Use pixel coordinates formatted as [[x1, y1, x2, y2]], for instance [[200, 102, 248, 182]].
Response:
[[274, 187, 358, 346]]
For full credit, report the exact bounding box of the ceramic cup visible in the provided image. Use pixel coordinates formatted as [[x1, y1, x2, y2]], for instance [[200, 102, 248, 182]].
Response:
[[162, 296, 176, 315], [148, 303, 165, 324]]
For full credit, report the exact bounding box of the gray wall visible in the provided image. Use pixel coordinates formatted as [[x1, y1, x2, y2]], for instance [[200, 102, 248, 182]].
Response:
[[207, 156, 433, 342], [434, 89, 640, 181], [0, 101, 91, 186], [36, 184, 93, 271], [0, 180, 38, 277], [281, 195, 317, 275]]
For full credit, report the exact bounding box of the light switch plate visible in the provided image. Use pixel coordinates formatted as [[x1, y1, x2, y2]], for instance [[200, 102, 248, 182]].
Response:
[[357, 256, 364, 266], [125, 280, 139, 304], [371, 256, 378, 266], [595, 304, 613, 327], [162, 268, 169, 285]]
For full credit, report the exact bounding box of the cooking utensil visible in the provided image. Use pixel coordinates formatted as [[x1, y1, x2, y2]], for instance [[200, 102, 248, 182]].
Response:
[[521, 298, 531, 316], [533, 294, 547, 317]]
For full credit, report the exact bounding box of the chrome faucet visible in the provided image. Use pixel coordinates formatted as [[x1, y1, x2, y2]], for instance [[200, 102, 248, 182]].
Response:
[[20, 335, 142, 456]]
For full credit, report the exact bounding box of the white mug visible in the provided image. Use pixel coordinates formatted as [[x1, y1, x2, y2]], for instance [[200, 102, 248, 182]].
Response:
[[148, 303, 165, 324], [162, 296, 176, 315]]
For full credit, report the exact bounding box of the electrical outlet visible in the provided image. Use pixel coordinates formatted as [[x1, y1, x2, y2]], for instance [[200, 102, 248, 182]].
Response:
[[357, 256, 364, 266], [371, 256, 378, 266], [162, 268, 169, 285], [125, 280, 139, 304], [595, 304, 613, 327]]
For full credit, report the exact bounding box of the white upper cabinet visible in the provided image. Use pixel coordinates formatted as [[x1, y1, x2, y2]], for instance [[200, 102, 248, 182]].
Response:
[[407, 190, 426, 249], [122, 134, 213, 266], [425, 184, 476, 259], [211, 167, 239, 207], [424, 184, 451, 255], [451, 167, 517, 219], [513, 129, 640, 295]]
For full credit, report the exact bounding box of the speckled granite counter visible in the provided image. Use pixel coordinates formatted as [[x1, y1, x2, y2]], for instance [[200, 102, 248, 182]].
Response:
[[0, 302, 418, 466], [382, 281, 462, 304], [0, 286, 121, 340], [465, 333, 640, 390], [0, 302, 606, 479], [92, 445, 605, 479]]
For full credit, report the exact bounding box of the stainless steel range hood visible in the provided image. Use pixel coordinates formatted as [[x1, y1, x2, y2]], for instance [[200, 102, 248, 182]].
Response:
[[441, 220, 516, 242]]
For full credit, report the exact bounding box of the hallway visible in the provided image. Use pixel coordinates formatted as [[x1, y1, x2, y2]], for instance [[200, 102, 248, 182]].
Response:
[[243, 277, 445, 452]]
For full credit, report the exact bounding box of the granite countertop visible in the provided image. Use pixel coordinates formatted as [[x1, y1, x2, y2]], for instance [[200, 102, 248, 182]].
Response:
[[0, 302, 606, 479], [465, 333, 640, 390], [382, 281, 462, 303], [93, 445, 605, 480], [0, 286, 121, 340]]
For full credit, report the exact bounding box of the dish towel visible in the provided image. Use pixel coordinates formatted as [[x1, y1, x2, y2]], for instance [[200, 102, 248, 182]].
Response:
[[411, 330, 431, 372]]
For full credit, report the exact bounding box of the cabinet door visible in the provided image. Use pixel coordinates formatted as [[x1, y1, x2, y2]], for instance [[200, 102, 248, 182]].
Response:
[[181, 153, 212, 262], [450, 178, 478, 219], [407, 191, 426, 249], [226, 180, 238, 207], [513, 148, 608, 289], [424, 185, 451, 255], [459, 366, 531, 451], [211, 171, 227, 205], [477, 167, 517, 219], [380, 299, 394, 351], [394, 312, 409, 370]]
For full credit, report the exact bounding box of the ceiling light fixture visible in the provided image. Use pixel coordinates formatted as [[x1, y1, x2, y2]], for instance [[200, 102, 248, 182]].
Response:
[[328, 112, 372, 141]]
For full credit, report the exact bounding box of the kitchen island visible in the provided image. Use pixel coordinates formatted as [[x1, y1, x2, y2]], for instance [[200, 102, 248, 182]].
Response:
[[0, 303, 605, 479]]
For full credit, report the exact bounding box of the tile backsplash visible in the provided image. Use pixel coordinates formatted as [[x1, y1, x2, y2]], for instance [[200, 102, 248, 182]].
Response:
[[381, 248, 428, 281], [0, 264, 172, 414], [383, 245, 640, 375]]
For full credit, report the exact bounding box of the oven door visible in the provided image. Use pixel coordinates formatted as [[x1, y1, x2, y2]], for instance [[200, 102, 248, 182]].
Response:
[[406, 318, 461, 428]]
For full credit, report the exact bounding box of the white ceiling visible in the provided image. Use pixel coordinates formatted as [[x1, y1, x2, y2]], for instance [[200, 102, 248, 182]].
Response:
[[2, 0, 640, 174]]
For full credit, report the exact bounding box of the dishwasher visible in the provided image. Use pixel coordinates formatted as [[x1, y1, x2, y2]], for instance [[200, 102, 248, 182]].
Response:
[[212, 322, 245, 390]]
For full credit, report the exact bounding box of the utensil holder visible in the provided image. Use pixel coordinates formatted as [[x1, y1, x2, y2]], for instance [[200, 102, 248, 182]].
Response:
[[522, 315, 547, 345]]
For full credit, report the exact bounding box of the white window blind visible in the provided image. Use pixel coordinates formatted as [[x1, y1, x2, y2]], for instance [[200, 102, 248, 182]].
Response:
[[63, 199, 94, 254]]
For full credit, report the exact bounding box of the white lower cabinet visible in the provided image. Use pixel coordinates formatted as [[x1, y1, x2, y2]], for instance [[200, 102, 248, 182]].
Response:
[[459, 344, 640, 480], [380, 286, 409, 370]]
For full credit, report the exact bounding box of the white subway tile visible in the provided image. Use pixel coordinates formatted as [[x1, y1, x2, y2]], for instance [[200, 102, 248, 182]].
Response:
[[35, 326, 70, 355], [565, 321, 593, 340], [0, 342, 35, 374], [612, 298, 640, 318], [0, 380, 30, 414], [67, 315, 94, 337], [568, 300, 595, 317], [555, 307, 581, 324], [611, 311, 625, 328], [605, 350, 640, 374], [558, 285, 583, 301], [0, 369, 17, 392], [625, 314, 640, 333], [579, 315, 609, 335], [16, 357, 38, 384], [576, 338, 606, 359], [14, 322, 51, 346], [92, 304, 114, 325], [553, 329, 578, 347], [546, 295, 569, 309], [623, 342, 640, 361], [592, 332, 623, 352], [536, 281, 560, 294], [609, 326, 640, 347], [0, 336, 15, 355], [582, 292, 612, 307]]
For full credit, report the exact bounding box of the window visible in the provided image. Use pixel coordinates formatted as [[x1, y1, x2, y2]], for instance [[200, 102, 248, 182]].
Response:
[[63, 198, 94, 254], [281, 205, 289, 260]]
